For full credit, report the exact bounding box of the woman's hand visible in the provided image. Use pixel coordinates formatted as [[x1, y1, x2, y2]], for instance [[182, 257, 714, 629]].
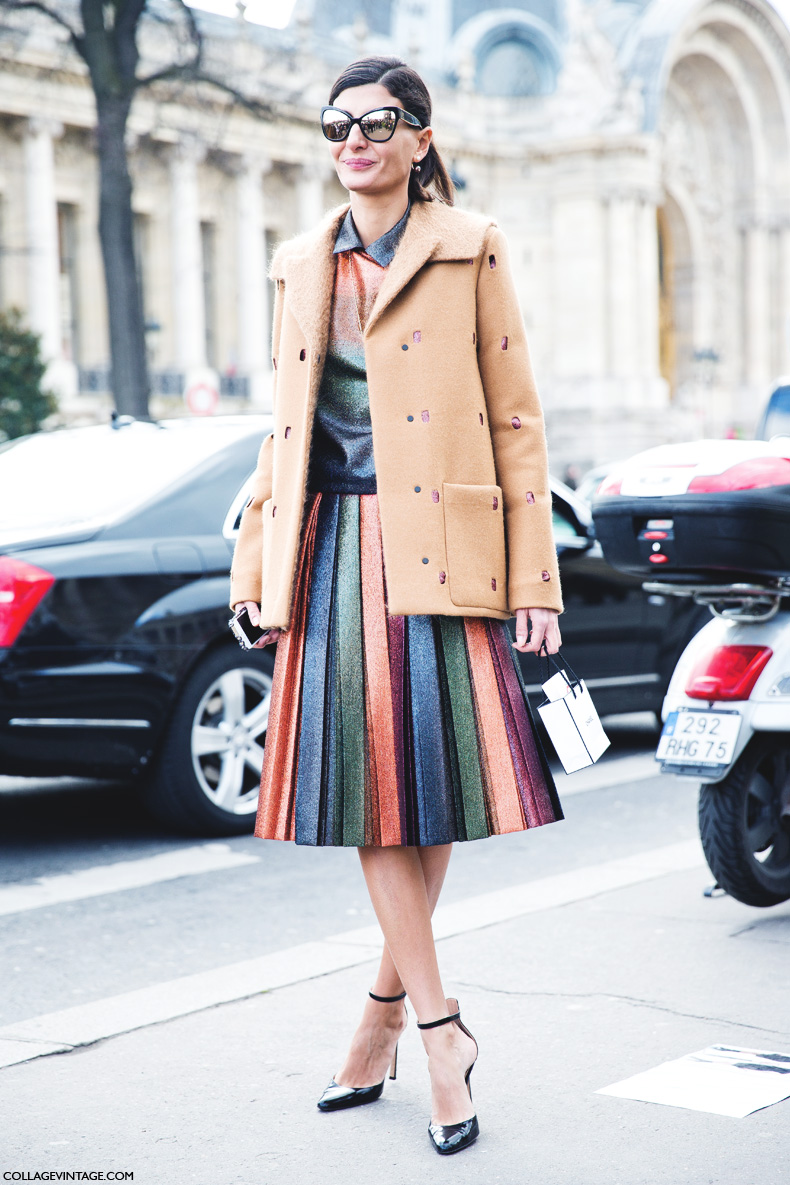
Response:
[[234, 601, 281, 648], [511, 607, 561, 655]]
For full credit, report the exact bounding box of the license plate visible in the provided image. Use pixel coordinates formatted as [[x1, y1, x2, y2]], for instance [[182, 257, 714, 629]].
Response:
[[656, 708, 741, 768]]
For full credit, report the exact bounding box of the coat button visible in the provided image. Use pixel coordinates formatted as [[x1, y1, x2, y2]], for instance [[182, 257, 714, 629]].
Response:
[[414, 486, 421, 492], [407, 415, 414, 422], [422, 557, 429, 564], [402, 344, 409, 350]]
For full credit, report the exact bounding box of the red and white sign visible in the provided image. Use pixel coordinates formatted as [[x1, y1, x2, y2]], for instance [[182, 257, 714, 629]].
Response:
[[184, 369, 220, 416]]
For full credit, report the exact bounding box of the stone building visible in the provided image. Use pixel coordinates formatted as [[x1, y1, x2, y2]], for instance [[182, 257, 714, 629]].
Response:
[[1, 0, 789, 471]]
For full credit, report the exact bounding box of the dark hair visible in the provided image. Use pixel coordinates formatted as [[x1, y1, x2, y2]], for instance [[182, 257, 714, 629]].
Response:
[[328, 56, 454, 206]]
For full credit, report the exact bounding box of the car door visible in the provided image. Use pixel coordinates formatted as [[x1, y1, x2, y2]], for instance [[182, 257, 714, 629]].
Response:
[[545, 489, 657, 714]]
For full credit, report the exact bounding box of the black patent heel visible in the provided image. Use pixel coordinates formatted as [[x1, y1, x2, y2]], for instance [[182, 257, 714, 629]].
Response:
[[316, 989, 408, 1112], [417, 998, 479, 1155]]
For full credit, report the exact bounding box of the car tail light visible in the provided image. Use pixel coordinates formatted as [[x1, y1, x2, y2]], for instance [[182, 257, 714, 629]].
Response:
[[0, 557, 55, 647], [685, 645, 773, 701], [596, 473, 623, 496], [687, 457, 790, 492]]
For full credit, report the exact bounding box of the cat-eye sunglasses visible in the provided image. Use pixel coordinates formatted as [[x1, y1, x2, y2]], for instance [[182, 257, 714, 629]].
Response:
[[320, 105, 424, 143]]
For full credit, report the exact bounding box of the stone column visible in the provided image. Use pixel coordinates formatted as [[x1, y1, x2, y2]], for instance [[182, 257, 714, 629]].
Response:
[[744, 217, 771, 389], [552, 189, 607, 382], [604, 190, 663, 403], [170, 135, 207, 373], [23, 118, 76, 398], [235, 154, 272, 409], [298, 161, 328, 233], [780, 223, 790, 376], [604, 192, 639, 382], [636, 195, 663, 393]]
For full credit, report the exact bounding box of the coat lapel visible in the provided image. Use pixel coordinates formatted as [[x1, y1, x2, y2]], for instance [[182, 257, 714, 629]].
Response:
[[363, 199, 442, 337], [273, 205, 346, 353], [272, 199, 495, 349]]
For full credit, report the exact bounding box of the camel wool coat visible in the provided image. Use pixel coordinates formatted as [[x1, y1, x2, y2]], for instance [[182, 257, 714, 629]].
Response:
[[229, 197, 563, 628]]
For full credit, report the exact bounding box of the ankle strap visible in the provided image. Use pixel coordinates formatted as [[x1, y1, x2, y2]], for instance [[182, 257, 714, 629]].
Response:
[[369, 989, 407, 1003], [416, 1009, 461, 1029]]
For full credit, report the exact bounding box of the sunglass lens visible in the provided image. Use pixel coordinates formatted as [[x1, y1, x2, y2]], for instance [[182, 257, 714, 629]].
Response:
[[322, 111, 351, 141], [359, 109, 397, 140]]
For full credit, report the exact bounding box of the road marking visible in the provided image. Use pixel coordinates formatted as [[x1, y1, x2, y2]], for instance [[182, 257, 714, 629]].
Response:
[[555, 752, 663, 797], [0, 843, 259, 917], [0, 838, 705, 1070], [0, 757, 665, 918]]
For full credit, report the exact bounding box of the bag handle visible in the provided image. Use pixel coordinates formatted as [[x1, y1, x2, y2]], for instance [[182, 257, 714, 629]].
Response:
[[536, 638, 582, 693]]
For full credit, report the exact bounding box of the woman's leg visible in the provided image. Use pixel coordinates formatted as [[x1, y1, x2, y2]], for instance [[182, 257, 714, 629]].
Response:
[[370, 844, 453, 995], [333, 845, 452, 1088], [356, 846, 478, 1126]]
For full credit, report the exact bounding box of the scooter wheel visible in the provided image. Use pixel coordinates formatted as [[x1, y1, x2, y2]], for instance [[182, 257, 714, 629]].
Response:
[[698, 736, 790, 908]]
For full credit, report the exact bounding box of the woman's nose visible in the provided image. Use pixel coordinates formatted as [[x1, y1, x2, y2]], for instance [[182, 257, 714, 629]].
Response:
[[346, 123, 369, 149]]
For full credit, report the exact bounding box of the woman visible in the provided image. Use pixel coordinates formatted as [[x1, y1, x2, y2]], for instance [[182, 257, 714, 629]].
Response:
[[230, 55, 564, 1156]]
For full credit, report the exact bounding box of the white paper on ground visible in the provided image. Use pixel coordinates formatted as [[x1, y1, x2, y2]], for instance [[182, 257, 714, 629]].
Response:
[[597, 1045, 790, 1117]]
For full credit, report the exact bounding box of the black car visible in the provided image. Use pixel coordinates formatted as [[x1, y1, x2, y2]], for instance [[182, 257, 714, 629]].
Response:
[[0, 416, 708, 836]]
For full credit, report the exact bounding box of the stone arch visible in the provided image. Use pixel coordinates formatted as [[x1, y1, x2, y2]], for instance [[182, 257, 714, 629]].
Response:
[[659, 54, 754, 403], [629, 0, 790, 428]]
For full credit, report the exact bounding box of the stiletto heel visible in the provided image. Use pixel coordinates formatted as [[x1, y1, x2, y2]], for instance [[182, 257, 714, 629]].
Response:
[[316, 989, 408, 1112], [417, 998, 479, 1155]]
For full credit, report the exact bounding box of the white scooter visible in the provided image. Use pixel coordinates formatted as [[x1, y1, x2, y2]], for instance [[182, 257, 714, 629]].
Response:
[[590, 436, 790, 909], [653, 580, 790, 907]]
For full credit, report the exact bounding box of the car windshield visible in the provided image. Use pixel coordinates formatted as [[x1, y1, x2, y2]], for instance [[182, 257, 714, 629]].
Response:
[[0, 420, 259, 544]]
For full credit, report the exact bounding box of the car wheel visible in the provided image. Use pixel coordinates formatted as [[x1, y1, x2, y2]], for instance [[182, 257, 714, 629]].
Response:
[[698, 736, 790, 907], [143, 643, 274, 836]]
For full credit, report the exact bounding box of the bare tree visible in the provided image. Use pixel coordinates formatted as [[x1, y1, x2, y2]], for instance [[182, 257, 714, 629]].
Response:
[[1, 1, 276, 418]]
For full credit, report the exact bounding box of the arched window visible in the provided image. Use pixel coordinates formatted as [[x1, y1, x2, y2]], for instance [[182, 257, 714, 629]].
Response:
[[477, 35, 556, 96], [449, 13, 563, 97]]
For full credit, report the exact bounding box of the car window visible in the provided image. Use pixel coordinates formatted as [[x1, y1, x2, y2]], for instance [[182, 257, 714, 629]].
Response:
[[760, 387, 790, 440], [552, 505, 583, 540], [0, 420, 263, 544], [223, 473, 255, 539]]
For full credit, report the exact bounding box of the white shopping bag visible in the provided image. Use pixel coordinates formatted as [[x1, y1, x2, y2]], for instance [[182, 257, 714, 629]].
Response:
[[536, 651, 610, 774]]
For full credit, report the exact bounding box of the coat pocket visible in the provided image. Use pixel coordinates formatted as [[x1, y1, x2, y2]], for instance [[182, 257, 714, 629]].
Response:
[[442, 483, 508, 611]]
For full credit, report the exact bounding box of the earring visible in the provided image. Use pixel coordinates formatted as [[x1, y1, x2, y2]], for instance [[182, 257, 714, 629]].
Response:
[[412, 161, 421, 172]]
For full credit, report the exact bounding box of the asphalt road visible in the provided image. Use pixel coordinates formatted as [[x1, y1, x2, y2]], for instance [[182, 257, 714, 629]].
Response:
[[1, 714, 788, 1184], [1, 715, 671, 1029]]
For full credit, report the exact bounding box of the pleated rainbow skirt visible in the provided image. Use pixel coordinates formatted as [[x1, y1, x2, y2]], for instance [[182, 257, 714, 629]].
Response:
[[254, 492, 563, 847]]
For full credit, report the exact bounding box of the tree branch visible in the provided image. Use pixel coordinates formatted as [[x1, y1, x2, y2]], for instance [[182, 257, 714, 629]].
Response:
[[0, 0, 85, 58], [139, 63, 277, 121], [134, 0, 202, 87]]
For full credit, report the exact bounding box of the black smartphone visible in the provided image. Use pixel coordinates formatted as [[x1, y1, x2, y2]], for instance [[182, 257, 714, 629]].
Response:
[[228, 606, 268, 649]]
